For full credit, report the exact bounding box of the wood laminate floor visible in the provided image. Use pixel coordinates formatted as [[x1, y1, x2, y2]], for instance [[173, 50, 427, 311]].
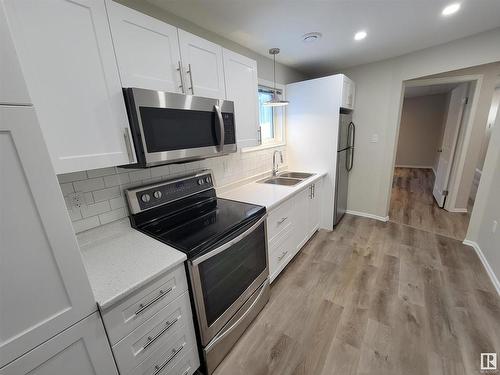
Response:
[[389, 167, 471, 241], [214, 215, 499, 375]]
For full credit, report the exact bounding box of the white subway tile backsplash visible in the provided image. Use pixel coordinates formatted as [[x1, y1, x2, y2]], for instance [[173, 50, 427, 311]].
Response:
[[81, 201, 110, 218], [129, 169, 151, 182], [99, 207, 128, 225], [73, 216, 100, 233], [74, 177, 105, 193], [86, 167, 116, 178], [109, 196, 126, 210], [59, 146, 287, 233], [92, 186, 121, 202], [60, 183, 74, 196], [57, 171, 87, 183]]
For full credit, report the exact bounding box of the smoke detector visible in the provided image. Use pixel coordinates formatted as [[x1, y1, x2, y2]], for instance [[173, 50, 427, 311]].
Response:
[[302, 32, 322, 43]]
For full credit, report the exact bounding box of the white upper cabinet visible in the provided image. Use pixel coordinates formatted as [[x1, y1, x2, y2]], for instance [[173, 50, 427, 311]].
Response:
[[106, 1, 184, 94], [0, 106, 97, 367], [3, 0, 134, 174], [0, 313, 117, 375], [341, 74, 356, 110], [0, 3, 30, 105], [178, 29, 226, 99], [223, 49, 259, 148]]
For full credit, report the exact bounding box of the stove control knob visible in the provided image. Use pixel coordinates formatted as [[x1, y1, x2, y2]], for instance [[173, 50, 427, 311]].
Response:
[[153, 191, 162, 199], [141, 193, 151, 203], [205, 176, 211, 184], [198, 178, 204, 185]]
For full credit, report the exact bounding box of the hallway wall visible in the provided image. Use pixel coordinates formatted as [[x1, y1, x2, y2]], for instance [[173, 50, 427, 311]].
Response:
[[395, 93, 449, 170]]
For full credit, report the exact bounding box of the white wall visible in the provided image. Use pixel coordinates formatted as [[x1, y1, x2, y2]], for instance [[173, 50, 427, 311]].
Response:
[[478, 87, 500, 171], [395, 93, 448, 169], [339, 27, 500, 223], [113, 0, 307, 84]]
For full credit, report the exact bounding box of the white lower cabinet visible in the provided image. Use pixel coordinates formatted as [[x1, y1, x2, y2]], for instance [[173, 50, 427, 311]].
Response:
[[0, 313, 118, 375], [101, 264, 200, 375], [268, 178, 323, 282]]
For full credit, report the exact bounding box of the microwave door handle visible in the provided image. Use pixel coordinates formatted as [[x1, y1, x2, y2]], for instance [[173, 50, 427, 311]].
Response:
[[192, 214, 267, 266], [214, 104, 224, 152]]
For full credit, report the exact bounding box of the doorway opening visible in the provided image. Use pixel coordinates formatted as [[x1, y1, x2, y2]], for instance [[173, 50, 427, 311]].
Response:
[[389, 74, 492, 240]]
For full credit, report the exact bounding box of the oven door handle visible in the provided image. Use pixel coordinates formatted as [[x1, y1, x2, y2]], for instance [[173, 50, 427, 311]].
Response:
[[192, 214, 267, 266], [214, 104, 225, 152]]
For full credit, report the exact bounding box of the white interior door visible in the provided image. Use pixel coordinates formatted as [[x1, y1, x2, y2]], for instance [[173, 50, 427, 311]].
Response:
[[106, 0, 184, 93], [433, 83, 469, 207], [0, 106, 96, 367], [178, 29, 226, 99]]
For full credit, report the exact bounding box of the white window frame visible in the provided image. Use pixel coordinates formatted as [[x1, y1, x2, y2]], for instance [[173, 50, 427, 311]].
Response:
[[242, 78, 287, 152]]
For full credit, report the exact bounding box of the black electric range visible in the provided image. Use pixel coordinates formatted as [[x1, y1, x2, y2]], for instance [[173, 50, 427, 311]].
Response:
[[125, 170, 270, 375]]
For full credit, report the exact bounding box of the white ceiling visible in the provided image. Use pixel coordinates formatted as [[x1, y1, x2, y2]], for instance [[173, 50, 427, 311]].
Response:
[[146, 0, 500, 75], [404, 83, 459, 98]]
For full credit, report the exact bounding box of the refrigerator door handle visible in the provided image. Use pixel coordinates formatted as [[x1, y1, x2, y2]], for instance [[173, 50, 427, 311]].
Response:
[[348, 122, 356, 148]]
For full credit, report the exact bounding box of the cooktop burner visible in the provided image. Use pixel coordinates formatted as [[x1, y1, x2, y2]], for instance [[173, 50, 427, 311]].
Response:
[[126, 171, 266, 259]]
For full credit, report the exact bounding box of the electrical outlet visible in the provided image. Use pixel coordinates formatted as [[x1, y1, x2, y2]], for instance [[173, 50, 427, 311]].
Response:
[[68, 192, 85, 208], [493, 220, 498, 233]]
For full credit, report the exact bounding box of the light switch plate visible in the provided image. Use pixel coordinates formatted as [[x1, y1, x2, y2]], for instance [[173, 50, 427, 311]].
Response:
[[370, 134, 379, 143], [493, 220, 498, 233]]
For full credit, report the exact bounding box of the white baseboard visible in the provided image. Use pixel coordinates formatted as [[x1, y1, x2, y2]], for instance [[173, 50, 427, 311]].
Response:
[[395, 164, 433, 169], [463, 239, 500, 296], [447, 208, 468, 213], [346, 210, 389, 222]]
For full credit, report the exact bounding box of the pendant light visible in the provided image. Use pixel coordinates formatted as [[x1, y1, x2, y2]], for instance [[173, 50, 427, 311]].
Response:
[[263, 48, 289, 107]]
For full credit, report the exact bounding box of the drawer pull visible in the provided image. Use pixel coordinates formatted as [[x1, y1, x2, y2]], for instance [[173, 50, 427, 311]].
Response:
[[278, 251, 288, 261], [277, 217, 287, 225], [142, 316, 180, 352], [135, 287, 173, 316], [153, 343, 185, 375]]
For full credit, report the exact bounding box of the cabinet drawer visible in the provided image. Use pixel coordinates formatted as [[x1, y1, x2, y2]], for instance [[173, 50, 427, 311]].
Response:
[[128, 346, 199, 375], [102, 264, 188, 344], [268, 223, 294, 279], [114, 292, 195, 374], [267, 197, 295, 240]]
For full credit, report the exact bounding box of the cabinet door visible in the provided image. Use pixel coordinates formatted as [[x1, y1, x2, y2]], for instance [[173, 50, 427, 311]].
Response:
[[0, 313, 117, 375], [341, 75, 355, 110], [0, 106, 96, 368], [106, 0, 184, 93], [4, 0, 134, 174], [0, 3, 30, 105], [294, 188, 311, 252], [178, 29, 226, 99], [308, 180, 322, 236], [223, 49, 260, 147]]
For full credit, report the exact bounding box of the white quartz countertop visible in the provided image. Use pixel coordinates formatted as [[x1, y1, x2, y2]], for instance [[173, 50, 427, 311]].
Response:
[[78, 218, 186, 310], [218, 172, 327, 211]]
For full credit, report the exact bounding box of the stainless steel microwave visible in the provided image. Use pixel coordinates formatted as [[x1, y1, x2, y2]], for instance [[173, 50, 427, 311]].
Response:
[[123, 88, 237, 167]]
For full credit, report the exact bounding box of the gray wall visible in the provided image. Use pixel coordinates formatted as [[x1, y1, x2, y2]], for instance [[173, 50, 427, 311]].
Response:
[[395, 93, 449, 169], [113, 0, 307, 84]]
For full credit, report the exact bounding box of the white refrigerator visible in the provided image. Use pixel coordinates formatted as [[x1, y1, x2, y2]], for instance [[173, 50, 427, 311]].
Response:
[[286, 74, 355, 230]]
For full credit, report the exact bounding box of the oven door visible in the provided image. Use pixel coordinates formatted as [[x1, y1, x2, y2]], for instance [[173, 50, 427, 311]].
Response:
[[188, 215, 268, 347], [125, 88, 237, 166]]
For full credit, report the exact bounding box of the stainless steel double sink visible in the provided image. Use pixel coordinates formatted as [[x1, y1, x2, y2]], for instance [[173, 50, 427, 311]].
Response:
[[258, 172, 315, 186]]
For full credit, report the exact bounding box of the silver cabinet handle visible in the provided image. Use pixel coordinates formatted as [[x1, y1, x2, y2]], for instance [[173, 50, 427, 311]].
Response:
[[142, 316, 179, 352], [153, 343, 185, 375], [177, 61, 185, 93], [214, 104, 224, 152], [186, 63, 194, 94], [312, 184, 315, 198], [278, 251, 288, 261], [134, 287, 173, 317], [123, 127, 135, 163], [277, 217, 287, 225]]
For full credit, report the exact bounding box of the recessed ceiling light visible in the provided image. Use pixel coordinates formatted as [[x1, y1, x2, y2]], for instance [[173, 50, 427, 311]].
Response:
[[354, 30, 367, 41], [302, 32, 322, 43], [442, 3, 461, 16]]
